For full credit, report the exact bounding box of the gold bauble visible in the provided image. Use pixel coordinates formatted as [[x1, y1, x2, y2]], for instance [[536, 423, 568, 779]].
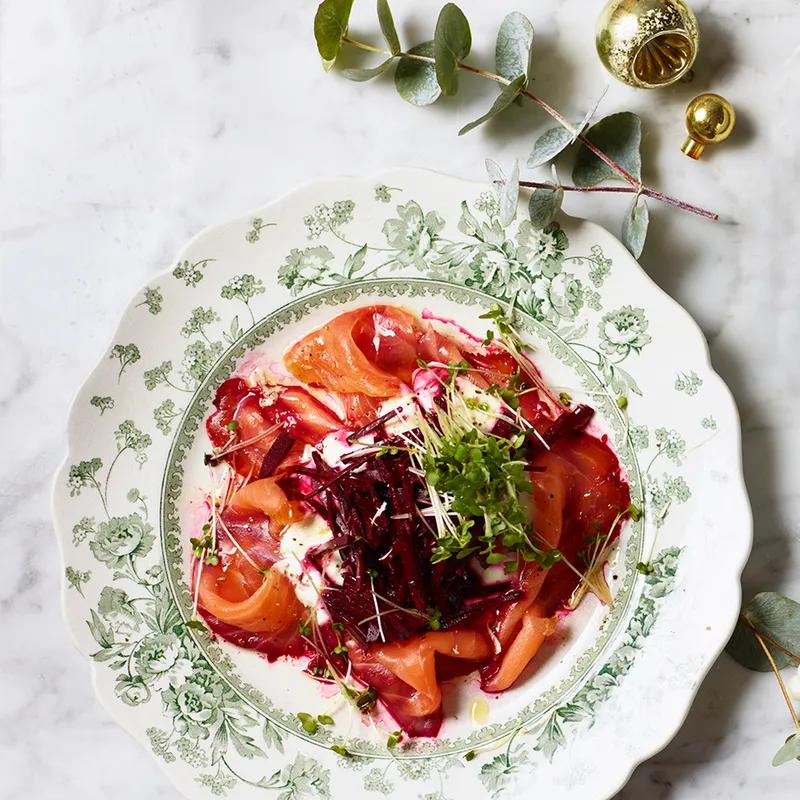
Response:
[[681, 93, 736, 159], [596, 0, 699, 88]]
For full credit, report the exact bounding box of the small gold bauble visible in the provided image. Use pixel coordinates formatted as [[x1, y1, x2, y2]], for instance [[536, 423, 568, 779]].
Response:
[[596, 0, 699, 89], [681, 93, 736, 159]]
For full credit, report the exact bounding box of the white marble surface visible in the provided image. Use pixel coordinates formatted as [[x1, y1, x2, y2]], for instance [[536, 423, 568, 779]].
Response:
[[1, 0, 799, 797]]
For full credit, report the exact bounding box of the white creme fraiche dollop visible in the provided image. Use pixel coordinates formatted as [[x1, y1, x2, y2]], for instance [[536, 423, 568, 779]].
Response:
[[273, 514, 343, 611]]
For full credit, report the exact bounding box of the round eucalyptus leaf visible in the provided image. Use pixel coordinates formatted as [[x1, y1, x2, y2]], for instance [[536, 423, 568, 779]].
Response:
[[528, 126, 574, 169], [495, 11, 534, 82], [528, 186, 564, 229], [572, 112, 642, 187], [621, 195, 649, 258], [313, 0, 354, 66], [434, 3, 471, 96], [726, 591, 800, 671], [395, 42, 441, 106]]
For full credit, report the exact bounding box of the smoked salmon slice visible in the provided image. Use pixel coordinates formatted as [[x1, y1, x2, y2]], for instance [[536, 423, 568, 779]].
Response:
[[229, 477, 299, 533], [199, 566, 304, 633], [284, 306, 414, 397], [351, 306, 422, 383], [365, 629, 492, 717]]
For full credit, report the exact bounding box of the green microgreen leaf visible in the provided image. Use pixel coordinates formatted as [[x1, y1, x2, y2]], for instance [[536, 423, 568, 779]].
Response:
[[395, 41, 441, 106], [422, 381, 547, 569], [726, 592, 800, 672], [314, 0, 354, 68], [331, 744, 352, 758], [225, 420, 239, 432], [558, 391, 572, 406], [528, 185, 563, 229], [343, 58, 395, 82], [296, 712, 319, 734], [433, 3, 471, 96], [636, 561, 654, 575], [772, 734, 800, 766], [627, 503, 642, 522], [459, 74, 526, 136], [317, 714, 335, 726], [184, 619, 207, 632], [527, 126, 574, 169], [386, 730, 403, 749], [354, 686, 378, 711], [621, 195, 649, 258], [572, 111, 642, 187], [495, 11, 534, 82], [464, 749, 477, 761], [377, 0, 401, 55]]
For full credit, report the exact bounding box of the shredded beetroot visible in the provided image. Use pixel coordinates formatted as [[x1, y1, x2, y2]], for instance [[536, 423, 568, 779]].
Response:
[[286, 445, 496, 644], [259, 431, 296, 478]]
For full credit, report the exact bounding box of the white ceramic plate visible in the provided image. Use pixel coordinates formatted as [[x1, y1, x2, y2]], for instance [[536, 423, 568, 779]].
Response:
[[53, 169, 751, 800]]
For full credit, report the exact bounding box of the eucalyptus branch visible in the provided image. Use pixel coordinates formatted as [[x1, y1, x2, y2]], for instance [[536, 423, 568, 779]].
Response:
[[755, 631, 800, 733], [342, 36, 717, 221], [521, 181, 641, 194]]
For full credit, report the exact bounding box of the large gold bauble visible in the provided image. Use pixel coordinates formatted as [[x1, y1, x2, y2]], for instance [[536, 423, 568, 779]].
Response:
[[596, 0, 699, 88]]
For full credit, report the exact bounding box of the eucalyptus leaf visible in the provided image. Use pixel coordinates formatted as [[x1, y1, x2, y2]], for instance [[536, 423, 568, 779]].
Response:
[[395, 42, 441, 106], [459, 74, 525, 136], [621, 195, 649, 258], [314, 0, 354, 67], [572, 111, 642, 187], [573, 85, 609, 143], [498, 160, 520, 227], [528, 126, 574, 168], [343, 58, 394, 82], [495, 11, 534, 81], [773, 734, 800, 767], [726, 592, 800, 671], [377, 0, 401, 55], [485, 158, 504, 186], [434, 3, 471, 96], [528, 186, 563, 229]]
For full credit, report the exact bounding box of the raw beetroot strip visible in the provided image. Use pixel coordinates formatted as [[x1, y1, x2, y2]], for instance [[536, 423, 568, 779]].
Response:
[[258, 431, 296, 478]]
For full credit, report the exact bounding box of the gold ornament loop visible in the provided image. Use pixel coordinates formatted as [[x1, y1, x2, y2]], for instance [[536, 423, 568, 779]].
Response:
[[596, 0, 699, 89]]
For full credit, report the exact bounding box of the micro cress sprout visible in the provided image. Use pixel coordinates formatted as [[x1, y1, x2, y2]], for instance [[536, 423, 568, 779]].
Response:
[[313, 0, 719, 258]]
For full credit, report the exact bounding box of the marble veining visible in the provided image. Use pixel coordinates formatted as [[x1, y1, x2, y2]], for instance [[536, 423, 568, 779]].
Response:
[[1, 0, 798, 797]]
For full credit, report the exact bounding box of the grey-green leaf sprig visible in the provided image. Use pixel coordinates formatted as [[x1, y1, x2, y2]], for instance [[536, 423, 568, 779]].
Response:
[[313, 1, 719, 261]]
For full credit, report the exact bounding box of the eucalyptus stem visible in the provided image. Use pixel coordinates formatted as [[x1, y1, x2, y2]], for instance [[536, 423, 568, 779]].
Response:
[[754, 631, 800, 733], [521, 181, 639, 194], [342, 36, 718, 221]]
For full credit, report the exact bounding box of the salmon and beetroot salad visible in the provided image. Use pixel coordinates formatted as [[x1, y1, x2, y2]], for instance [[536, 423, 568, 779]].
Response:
[[190, 304, 632, 738]]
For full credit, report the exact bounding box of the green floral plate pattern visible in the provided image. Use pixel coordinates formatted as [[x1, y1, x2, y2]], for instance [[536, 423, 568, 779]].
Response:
[[54, 169, 751, 800]]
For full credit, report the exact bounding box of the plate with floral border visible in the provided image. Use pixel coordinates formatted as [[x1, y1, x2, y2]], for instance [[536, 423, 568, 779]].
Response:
[[53, 168, 752, 800]]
